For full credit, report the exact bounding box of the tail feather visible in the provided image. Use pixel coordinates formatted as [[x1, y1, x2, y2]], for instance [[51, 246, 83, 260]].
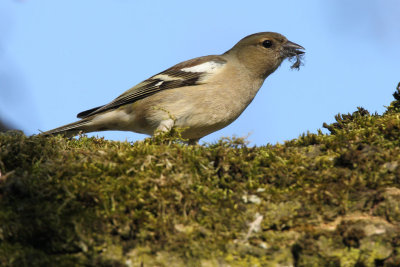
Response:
[[42, 108, 132, 137], [41, 119, 92, 137]]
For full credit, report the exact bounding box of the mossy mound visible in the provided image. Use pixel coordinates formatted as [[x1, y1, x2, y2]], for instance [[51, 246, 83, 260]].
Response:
[[1, 84, 400, 266]]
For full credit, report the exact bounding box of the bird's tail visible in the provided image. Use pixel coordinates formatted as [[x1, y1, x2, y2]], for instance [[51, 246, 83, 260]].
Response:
[[41, 118, 93, 137]]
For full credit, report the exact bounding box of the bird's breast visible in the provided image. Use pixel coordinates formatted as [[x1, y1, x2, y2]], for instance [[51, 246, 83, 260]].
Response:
[[174, 74, 265, 138]]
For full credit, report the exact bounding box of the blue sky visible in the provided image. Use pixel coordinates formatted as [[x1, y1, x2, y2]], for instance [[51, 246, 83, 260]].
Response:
[[0, 0, 399, 145]]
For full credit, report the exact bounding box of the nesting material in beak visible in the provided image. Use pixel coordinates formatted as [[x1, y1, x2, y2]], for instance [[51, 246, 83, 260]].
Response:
[[282, 40, 305, 70]]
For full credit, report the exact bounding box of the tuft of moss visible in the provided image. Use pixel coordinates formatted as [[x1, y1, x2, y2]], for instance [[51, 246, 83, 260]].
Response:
[[1, 84, 400, 266]]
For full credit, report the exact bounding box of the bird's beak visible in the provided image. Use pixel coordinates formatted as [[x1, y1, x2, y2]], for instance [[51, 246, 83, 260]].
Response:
[[282, 40, 305, 56]]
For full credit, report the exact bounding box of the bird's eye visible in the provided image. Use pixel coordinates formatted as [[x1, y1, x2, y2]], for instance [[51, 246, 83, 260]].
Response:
[[262, 40, 273, 48]]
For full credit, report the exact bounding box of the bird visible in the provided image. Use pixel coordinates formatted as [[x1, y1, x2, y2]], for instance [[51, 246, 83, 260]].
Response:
[[42, 32, 305, 144]]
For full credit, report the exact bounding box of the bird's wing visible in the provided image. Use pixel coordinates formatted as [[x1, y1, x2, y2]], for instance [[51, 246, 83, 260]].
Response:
[[77, 55, 227, 119]]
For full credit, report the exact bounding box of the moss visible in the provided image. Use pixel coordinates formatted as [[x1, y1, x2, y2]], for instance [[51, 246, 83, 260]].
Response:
[[1, 84, 400, 266]]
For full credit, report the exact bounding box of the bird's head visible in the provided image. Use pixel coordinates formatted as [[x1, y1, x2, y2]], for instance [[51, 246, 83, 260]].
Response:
[[225, 32, 305, 78]]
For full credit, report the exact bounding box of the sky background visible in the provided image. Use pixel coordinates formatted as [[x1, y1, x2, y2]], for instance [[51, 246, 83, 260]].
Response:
[[0, 0, 399, 145]]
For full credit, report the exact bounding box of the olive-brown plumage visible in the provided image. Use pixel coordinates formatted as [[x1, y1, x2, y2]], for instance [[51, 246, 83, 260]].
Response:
[[42, 32, 305, 143]]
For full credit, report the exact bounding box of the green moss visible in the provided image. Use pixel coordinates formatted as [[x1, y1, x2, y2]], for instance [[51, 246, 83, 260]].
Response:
[[1, 84, 400, 266]]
